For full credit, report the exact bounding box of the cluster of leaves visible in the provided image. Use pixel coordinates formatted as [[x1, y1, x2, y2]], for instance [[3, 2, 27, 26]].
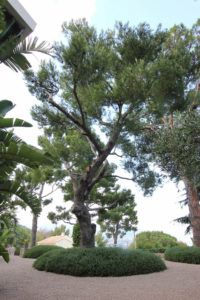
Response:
[[152, 110, 200, 183], [95, 231, 108, 247], [97, 187, 137, 246], [33, 247, 166, 276], [5, 225, 31, 249], [0, 100, 53, 215], [0, 227, 10, 262], [133, 231, 186, 250], [164, 247, 200, 264], [23, 245, 63, 259], [72, 223, 81, 247], [0, 101, 51, 262]]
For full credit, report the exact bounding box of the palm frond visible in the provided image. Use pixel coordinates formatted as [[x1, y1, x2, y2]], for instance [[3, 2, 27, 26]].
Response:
[[1, 37, 52, 72], [16, 37, 52, 56]]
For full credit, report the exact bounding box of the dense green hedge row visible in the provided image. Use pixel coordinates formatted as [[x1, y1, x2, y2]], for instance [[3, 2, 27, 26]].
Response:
[[33, 247, 166, 277], [164, 247, 200, 264], [23, 245, 63, 258], [139, 248, 166, 253]]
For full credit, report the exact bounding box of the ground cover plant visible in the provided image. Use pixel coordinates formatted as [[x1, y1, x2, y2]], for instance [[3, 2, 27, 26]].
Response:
[[164, 247, 200, 264], [23, 245, 63, 258], [33, 247, 166, 277]]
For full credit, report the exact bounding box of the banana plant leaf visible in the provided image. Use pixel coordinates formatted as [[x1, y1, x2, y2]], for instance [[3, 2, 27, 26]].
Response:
[[0, 244, 9, 263], [0, 100, 14, 117], [0, 180, 41, 215], [0, 118, 32, 128], [0, 141, 53, 168]]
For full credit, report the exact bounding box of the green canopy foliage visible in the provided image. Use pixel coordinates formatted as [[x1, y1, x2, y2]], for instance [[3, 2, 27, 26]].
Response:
[[23, 19, 200, 247], [133, 231, 187, 250], [97, 187, 137, 246], [95, 231, 108, 247]]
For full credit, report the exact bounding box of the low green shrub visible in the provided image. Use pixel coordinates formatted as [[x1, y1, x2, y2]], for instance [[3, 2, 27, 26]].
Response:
[[33, 247, 167, 277], [164, 247, 200, 264], [23, 245, 63, 258], [14, 247, 20, 256], [139, 248, 166, 253]]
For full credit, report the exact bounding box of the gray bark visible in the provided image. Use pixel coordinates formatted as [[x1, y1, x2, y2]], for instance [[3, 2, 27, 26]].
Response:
[[31, 213, 38, 248], [31, 184, 44, 248], [72, 200, 96, 248], [113, 223, 119, 246]]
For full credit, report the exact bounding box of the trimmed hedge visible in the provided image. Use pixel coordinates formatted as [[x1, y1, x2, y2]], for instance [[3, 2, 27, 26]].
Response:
[[140, 248, 166, 253], [165, 247, 200, 264], [23, 245, 63, 258], [33, 247, 167, 277]]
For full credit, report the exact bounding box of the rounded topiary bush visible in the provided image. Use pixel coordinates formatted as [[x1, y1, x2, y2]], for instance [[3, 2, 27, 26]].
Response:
[[33, 247, 166, 277], [165, 247, 200, 264], [23, 245, 63, 258]]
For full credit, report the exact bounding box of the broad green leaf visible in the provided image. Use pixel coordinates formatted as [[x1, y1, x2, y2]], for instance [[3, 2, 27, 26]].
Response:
[[0, 100, 13, 117], [0, 180, 41, 214], [0, 244, 9, 263], [0, 118, 32, 128]]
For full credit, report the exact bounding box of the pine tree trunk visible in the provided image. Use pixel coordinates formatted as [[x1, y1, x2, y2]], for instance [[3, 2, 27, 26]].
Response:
[[31, 213, 38, 248], [72, 200, 96, 248], [184, 179, 200, 247]]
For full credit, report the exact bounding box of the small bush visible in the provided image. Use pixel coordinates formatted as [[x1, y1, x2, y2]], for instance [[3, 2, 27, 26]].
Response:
[[33, 247, 166, 277], [23, 245, 63, 258], [165, 247, 200, 264], [14, 247, 20, 256]]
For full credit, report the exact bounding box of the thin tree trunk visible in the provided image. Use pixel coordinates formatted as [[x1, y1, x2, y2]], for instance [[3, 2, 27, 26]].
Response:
[[30, 184, 44, 248], [31, 213, 38, 248], [113, 234, 118, 246], [113, 223, 119, 247], [184, 179, 200, 247]]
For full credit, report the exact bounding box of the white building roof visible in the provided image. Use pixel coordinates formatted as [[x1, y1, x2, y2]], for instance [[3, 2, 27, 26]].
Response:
[[5, 0, 36, 37]]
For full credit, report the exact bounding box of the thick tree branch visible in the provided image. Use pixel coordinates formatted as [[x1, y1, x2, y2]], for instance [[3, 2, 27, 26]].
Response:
[[121, 103, 134, 122], [145, 125, 159, 134], [88, 160, 109, 191], [97, 119, 111, 126], [42, 185, 60, 198], [103, 175, 133, 181], [47, 93, 102, 154], [109, 152, 123, 158], [63, 220, 76, 225], [88, 199, 119, 211]]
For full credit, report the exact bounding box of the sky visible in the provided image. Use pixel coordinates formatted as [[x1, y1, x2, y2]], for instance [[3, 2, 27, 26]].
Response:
[[2, 0, 200, 246]]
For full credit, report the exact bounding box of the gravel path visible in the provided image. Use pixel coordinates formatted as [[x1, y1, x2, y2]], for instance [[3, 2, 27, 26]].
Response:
[[1, 256, 200, 300]]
